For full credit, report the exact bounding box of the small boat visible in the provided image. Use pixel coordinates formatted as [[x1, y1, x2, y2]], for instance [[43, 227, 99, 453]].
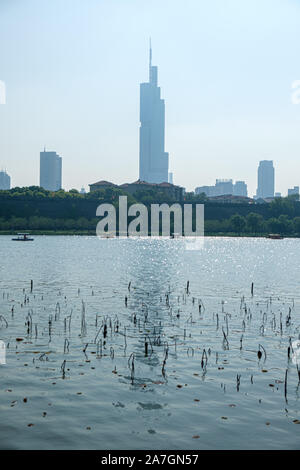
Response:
[[170, 233, 182, 239], [267, 233, 283, 240], [12, 233, 34, 241], [99, 233, 115, 238]]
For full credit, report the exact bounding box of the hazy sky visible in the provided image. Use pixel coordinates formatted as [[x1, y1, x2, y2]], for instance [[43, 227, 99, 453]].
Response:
[[1, 0, 300, 196]]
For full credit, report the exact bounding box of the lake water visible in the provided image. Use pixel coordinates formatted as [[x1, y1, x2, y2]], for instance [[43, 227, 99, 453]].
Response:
[[0, 235, 300, 450]]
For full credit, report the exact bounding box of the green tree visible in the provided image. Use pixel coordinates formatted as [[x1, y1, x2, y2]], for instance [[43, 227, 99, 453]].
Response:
[[246, 212, 264, 234], [28, 216, 42, 230], [277, 214, 292, 234], [293, 217, 300, 235], [267, 217, 280, 233], [229, 214, 246, 234], [269, 197, 295, 217]]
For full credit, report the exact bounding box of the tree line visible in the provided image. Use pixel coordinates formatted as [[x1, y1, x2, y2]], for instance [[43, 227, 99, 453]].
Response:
[[1, 212, 300, 236], [206, 213, 300, 235], [0, 186, 300, 235]]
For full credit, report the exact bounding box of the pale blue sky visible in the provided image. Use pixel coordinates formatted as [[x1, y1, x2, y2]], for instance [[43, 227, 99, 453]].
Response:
[[1, 0, 300, 196]]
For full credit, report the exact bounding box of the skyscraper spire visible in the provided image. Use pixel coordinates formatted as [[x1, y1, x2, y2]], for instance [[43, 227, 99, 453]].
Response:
[[148, 38, 157, 85]]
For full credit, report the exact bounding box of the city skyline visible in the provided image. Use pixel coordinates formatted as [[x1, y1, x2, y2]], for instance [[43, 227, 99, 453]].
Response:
[[0, 146, 299, 198], [1, 0, 300, 195], [1, 152, 300, 199]]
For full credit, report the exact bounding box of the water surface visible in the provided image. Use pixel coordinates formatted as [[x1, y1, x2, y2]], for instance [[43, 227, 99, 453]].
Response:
[[0, 236, 299, 449]]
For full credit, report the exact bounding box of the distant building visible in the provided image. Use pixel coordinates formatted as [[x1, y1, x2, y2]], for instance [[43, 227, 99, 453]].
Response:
[[120, 180, 183, 200], [40, 149, 62, 191], [288, 186, 299, 198], [89, 179, 184, 200], [209, 195, 253, 204], [215, 179, 233, 196], [195, 179, 247, 197], [168, 172, 173, 185], [233, 181, 248, 197], [139, 42, 169, 184], [275, 192, 282, 198], [0, 170, 11, 190], [89, 180, 118, 192], [80, 187, 86, 194], [256, 160, 274, 198], [255, 197, 275, 204], [195, 185, 212, 196]]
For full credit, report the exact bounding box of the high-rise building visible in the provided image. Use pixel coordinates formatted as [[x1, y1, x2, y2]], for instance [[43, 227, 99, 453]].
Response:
[[40, 149, 62, 191], [233, 181, 248, 197], [256, 160, 274, 198], [215, 179, 234, 196], [0, 170, 11, 190], [195, 179, 248, 198], [195, 185, 212, 196], [288, 186, 299, 198], [139, 42, 169, 183]]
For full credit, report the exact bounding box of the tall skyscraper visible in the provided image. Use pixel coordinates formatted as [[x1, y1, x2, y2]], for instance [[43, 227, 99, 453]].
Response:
[[139, 42, 169, 183], [40, 149, 62, 191], [0, 170, 11, 190], [256, 160, 275, 198]]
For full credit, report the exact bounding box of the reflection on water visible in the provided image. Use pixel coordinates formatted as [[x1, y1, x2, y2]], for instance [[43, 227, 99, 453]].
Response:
[[0, 236, 300, 449]]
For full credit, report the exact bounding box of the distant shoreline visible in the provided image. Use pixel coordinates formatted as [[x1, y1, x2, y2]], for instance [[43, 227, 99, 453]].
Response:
[[1, 231, 299, 238]]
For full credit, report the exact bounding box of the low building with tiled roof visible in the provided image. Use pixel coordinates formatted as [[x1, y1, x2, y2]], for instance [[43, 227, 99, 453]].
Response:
[[89, 181, 117, 191], [208, 194, 254, 204], [119, 180, 183, 200], [89, 179, 184, 200]]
